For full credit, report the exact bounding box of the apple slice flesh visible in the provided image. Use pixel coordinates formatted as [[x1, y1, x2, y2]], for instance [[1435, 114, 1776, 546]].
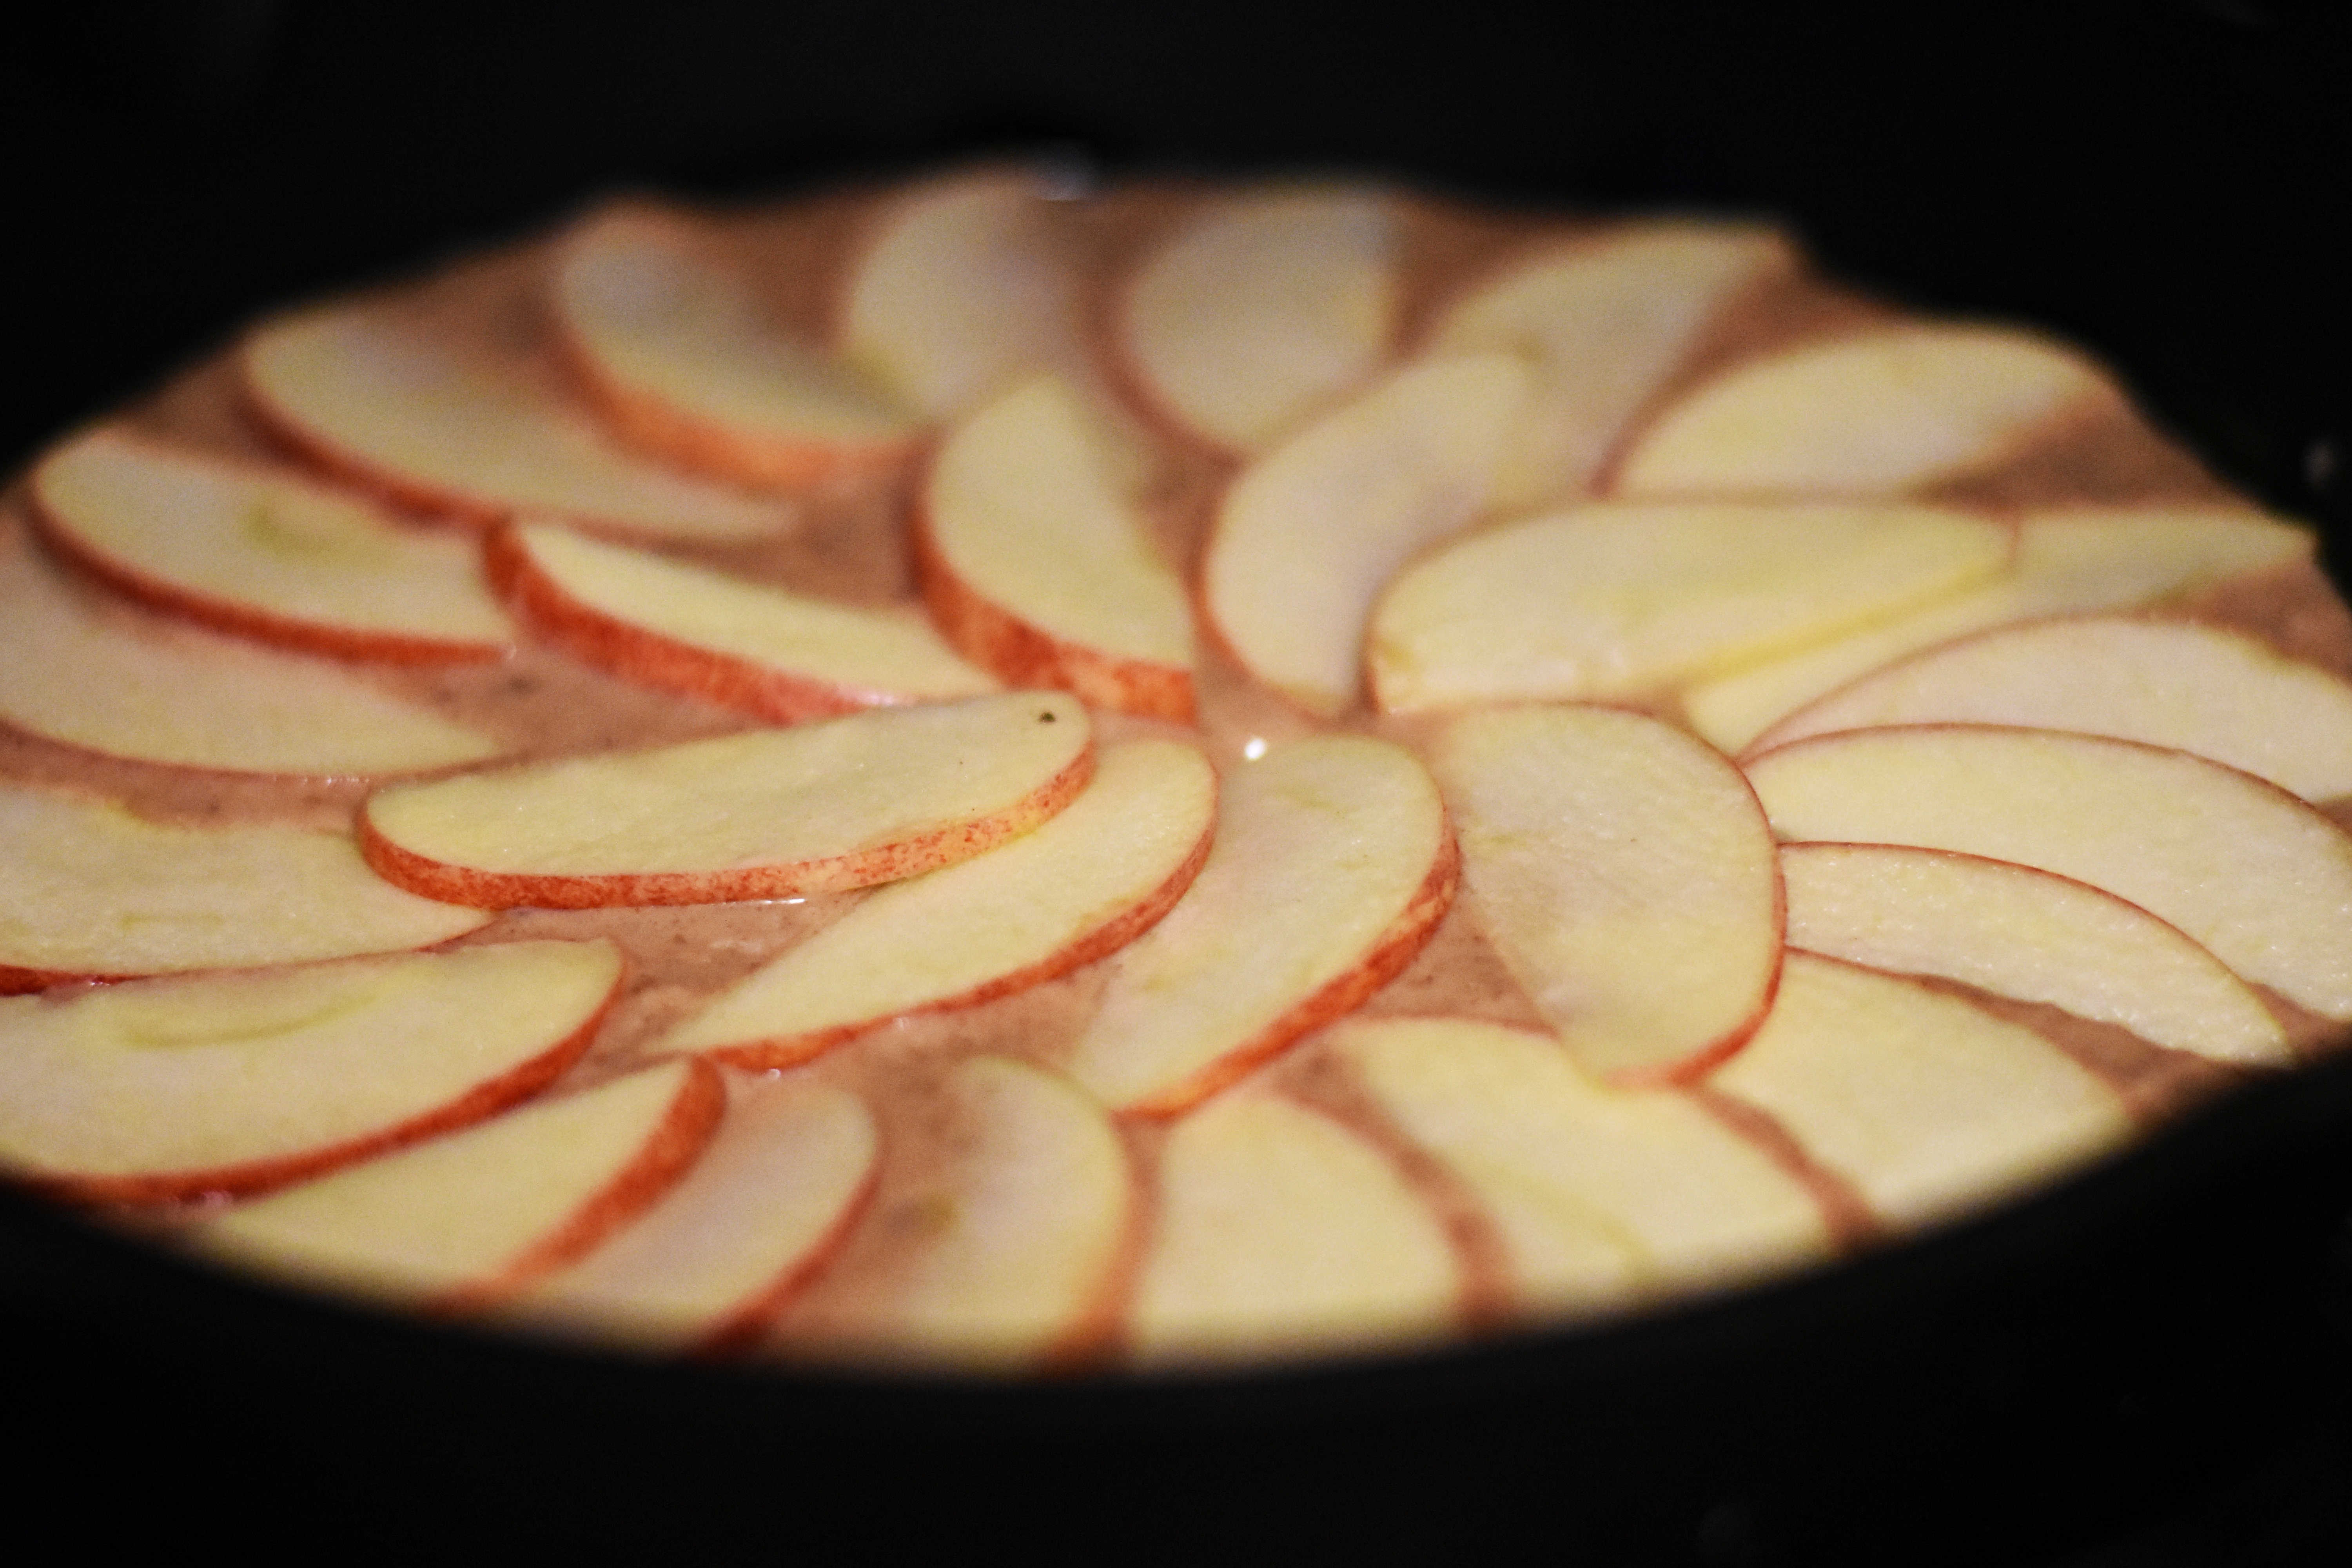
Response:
[[1116, 186, 1397, 452], [29, 426, 513, 662], [664, 739, 1216, 1068], [195, 1055, 724, 1312], [361, 691, 1093, 909], [1753, 616, 2352, 802], [489, 521, 997, 722], [1708, 953, 2132, 1230], [1431, 706, 1782, 1083], [1686, 506, 2317, 753], [1202, 352, 1532, 716], [1370, 501, 2009, 713], [0, 522, 501, 777], [495, 1075, 878, 1353], [1746, 725, 2352, 1020], [1779, 842, 2288, 1065], [0, 784, 491, 993], [1612, 324, 2120, 499], [1334, 1017, 1831, 1308], [1066, 735, 1456, 1116], [0, 939, 622, 1202], [916, 374, 1194, 720], [1127, 1091, 1459, 1365], [1424, 221, 1795, 510], [241, 304, 788, 544], [552, 207, 919, 487]]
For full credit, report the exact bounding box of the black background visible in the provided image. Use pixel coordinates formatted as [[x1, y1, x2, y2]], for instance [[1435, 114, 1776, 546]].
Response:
[[4, 2, 2351, 1561]]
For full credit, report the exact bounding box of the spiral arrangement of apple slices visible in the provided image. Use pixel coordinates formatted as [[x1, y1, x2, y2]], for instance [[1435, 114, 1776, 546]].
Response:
[[4, 167, 2350, 1371]]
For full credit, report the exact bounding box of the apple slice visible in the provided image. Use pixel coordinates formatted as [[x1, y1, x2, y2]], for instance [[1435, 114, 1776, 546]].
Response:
[[1430, 706, 1782, 1084], [0, 521, 500, 777], [1114, 186, 1397, 452], [1751, 616, 2352, 802], [1423, 221, 1796, 510], [662, 739, 1215, 1068], [1065, 735, 1455, 1116], [488, 521, 998, 722], [0, 939, 622, 1203], [359, 690, 1093, 908], [1201, 352, 1532, 717], [29, 426, 513, 663], [1708, 953, 2132, 1230], [1, 783, 491, 993], [1610, 324, 2121, 499], [1745, 726, 2352, 1020], [1368, 501, 2009, 713], [915, 374, 1194, 720], [495, 1075, 877, 1354], [551, 207, 921, 488], [1127, 1091, 1460, 1365], [241, 302, 788, 544], [1333, 1017, 1831, 1308], [1779, 842, 2288, 1065], [1685, 505, 2318, 753], [194, 1055, 723, 1312]]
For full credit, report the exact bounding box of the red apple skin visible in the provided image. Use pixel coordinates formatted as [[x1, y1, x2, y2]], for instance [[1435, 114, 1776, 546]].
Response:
[[484, 524, 891, 724], [19, 964, 625, 1206], [693, 1154, 882, 1358], [236, 370, 506, 532], [356, 743, 1098, 910], [1122, 820, 1462, 1119], [703, 793, 1219, 1072], [910, 497, 1196, 724]]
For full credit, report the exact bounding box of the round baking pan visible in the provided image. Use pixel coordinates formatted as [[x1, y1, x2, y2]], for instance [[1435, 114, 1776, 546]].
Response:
[[6, 4, 2351, 1561]]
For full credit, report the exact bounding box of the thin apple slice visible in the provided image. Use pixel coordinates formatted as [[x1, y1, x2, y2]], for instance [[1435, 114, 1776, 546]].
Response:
[[241, 303, 788, 544], [552, 207, 920, 488], [495, 1076, 877, 1353], [1423, 221, 1795, 510], [0, 784, 491, 993], [1745, 726, 2352, 1020], [663, 739, 1215, 1068], [1202, 352, 1532, 716], [193, 1055, 723, 1312], [1686, 506, 2317, 753], [362, 690, 1092, 909], [1611, 324, 2122, 499], [1334, 1017, 1831, 1308], [1430, 706, 1782, 1084], [1708, 953, 2132, 1230], [488, 521, 997, 722], [0, 521, 499, 778], [1115, 186, 1397, 452], [1779, 843, 2288, 1065], [1368, 501, 2009, 713], [915, 374, 1194, 720], [29, 426, 512, 662], [1066, 735, 1455, 1116], [1752, 617, 2352, 802], [0, 939, 622, 1202], [1127, 1091, 1460, 1364]]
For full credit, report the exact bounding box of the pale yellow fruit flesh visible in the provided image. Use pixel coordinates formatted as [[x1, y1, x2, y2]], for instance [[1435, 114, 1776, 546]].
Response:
[[1370, 501, 2008, 713], [1203, 352, 1532, 715], [0, 940, 621, 1181], [1613, 324, 2116, 497], [662, 739, 1214, 1053], [1747, 726, 2352, 1019], [1779, 843, 2288, 1065], [1708, 954, 2132, 1230], [1431, 706, 1780, 1081], [0, 785, 489, 980], [1120, 186, 1397, 451], [1335, 1017, 1830, 1307], [1128, 1092, 1459, 1364]]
